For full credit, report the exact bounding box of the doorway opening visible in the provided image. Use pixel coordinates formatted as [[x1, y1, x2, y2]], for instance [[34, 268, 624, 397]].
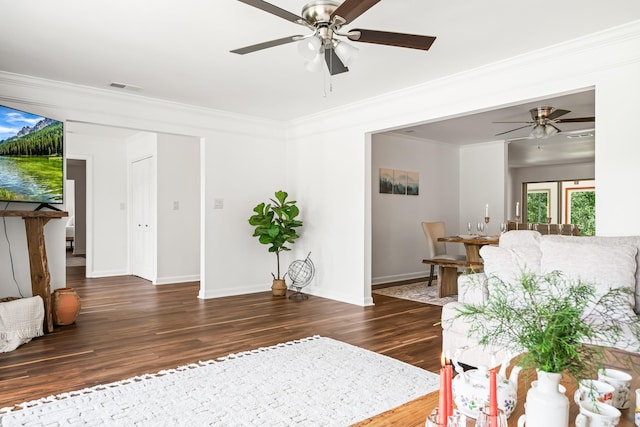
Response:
[[66, 159, 87, 267]]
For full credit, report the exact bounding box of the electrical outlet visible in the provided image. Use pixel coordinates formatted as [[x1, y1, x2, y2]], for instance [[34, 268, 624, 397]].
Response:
[[214, 198, 224, 209]]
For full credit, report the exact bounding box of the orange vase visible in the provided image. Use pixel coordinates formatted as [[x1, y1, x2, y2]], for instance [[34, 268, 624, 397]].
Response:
[[52, 288, 81, 325]]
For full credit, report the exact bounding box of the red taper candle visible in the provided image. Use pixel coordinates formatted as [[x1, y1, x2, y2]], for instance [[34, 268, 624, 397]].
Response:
[[438, 366, 446, 426], [446, 363, 453, 418], [489, 368, 498, 417]]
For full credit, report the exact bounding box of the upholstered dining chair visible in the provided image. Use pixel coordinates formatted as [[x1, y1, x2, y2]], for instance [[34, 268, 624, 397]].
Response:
[[421, 221, 466, 286]]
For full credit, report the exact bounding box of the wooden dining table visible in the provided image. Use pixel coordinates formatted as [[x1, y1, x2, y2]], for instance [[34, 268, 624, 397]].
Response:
[[352, 346, 640, 426], [438, 235, 500, 264]]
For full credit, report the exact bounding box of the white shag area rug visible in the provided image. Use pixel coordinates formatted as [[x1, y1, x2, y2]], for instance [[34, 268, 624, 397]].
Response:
[[373, 282, 458, 306], [0, 336, 440, 426]]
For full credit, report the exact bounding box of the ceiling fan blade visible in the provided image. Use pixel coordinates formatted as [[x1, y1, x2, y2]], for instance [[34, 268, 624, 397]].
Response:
[[230, 36, 302, 55], [545, 108, 571, 120], [347, 29, 436, 50], [555, 116, 595, 123], [237, 0, 305, 24], [492, 121, 535, 124], [495, 125, 533, 136], [331, 0, 381, 25], [324, 47, 349, 75]]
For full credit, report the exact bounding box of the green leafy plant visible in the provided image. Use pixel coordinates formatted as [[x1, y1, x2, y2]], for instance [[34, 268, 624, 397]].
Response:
[[454, 270, 640, 381], [248, 190, 303, 280]]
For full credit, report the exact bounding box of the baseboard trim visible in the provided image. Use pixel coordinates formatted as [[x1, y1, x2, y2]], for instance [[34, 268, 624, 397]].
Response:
[[372, 276, 430, 290], [371, 271, 431, 286], [87, 269, 129, 278], [153, 275, 200, 285]]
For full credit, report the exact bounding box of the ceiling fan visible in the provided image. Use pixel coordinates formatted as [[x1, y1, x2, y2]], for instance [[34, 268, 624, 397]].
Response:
[[494, 107, 595, 139], [230, 0, 436, 75]]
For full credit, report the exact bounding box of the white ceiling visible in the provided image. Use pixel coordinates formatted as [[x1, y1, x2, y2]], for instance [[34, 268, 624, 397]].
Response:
[[1, 1, 636, 165], [389, 90, 596, 167]]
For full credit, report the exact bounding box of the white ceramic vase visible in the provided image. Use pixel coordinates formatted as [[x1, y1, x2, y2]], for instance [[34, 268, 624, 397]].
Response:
[[517, 371, 569, 427]]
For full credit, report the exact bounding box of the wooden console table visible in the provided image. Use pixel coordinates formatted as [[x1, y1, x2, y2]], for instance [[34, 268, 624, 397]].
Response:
[[0, 209, 68, 333]]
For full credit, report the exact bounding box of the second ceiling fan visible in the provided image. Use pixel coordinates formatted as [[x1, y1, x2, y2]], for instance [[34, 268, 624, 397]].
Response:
[[494, 107, 595, 139], [230, 0, 437, 75]]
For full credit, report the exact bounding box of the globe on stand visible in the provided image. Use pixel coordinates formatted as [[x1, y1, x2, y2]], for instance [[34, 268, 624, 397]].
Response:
[[287, 252, 315, 301]]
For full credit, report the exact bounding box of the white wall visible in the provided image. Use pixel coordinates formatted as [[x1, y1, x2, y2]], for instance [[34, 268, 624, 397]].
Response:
[[67, 133, 129, 277], [0, 206, 66, 297], [371, 132, 460, 284], [156, 134, 200, 284], [593, 60, 640, 236], [459, 142, 507, 236], [285, 123, 371, 304], [198, 128, 287, 298]]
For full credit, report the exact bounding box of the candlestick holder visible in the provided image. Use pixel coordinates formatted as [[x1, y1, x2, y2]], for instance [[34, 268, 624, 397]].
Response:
[[425, 408, 442, 427], [425, 408, 467, 427], [484, 216, 490, 236], [514, 215, 520, 230], [475, 407, 507, 427]]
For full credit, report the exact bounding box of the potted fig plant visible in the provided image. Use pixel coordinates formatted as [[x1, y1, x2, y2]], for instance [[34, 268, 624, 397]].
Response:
[[248, 190, 303, 296]]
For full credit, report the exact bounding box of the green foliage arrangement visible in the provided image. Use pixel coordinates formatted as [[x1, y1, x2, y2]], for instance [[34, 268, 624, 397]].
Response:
[[454, 270, 640, 380], [248, 190, 303, 280]]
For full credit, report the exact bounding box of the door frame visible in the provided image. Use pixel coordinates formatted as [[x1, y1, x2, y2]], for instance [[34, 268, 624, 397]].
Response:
[[66, 154, 93, 277]]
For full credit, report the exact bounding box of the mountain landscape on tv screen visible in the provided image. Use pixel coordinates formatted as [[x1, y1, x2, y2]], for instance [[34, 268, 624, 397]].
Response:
[[0, 107, 63, 203]]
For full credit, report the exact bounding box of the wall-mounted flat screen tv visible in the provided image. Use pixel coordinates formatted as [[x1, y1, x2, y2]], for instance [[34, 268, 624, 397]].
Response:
[[0, 104, 64, 207]]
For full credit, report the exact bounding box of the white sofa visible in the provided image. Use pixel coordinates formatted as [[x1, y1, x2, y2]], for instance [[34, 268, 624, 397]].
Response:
[[441, 231, 640, 368]]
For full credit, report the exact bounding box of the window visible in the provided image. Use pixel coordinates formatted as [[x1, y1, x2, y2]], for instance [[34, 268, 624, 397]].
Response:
[[562, 181, 595, 236], [524, 179, 595, 235], [527, 190, 550, 223]]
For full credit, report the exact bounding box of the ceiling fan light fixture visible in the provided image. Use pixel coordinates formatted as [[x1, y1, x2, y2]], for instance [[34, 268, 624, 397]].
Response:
[[530, 123, 560, 139], [544, 124, 559, 138], [333, 40, 359, 66], [530, 124, 545, 139], [304, 51, 325, 72], [297, 36, 322, 60]]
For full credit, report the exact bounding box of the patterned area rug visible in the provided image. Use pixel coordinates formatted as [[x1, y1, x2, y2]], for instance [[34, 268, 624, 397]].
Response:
[[373, 281, 458, 306], [0, 336, 440, 426]]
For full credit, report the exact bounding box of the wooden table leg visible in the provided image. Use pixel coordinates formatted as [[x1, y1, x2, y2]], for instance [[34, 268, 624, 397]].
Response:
[[463, 244, 482, 264], [437, 266, 458, 298], [23, 217, 53, 333]]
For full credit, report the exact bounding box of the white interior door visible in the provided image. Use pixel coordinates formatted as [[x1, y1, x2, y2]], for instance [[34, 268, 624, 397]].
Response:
[[131, 156, 154, 280]]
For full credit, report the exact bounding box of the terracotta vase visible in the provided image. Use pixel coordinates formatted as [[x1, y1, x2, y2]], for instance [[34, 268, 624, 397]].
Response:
[[52, 287, 81, 325], [271, 279, 287, 296]]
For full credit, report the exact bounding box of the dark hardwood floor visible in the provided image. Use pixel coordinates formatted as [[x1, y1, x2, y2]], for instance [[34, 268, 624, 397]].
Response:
[[0, 267, 443, 409]]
